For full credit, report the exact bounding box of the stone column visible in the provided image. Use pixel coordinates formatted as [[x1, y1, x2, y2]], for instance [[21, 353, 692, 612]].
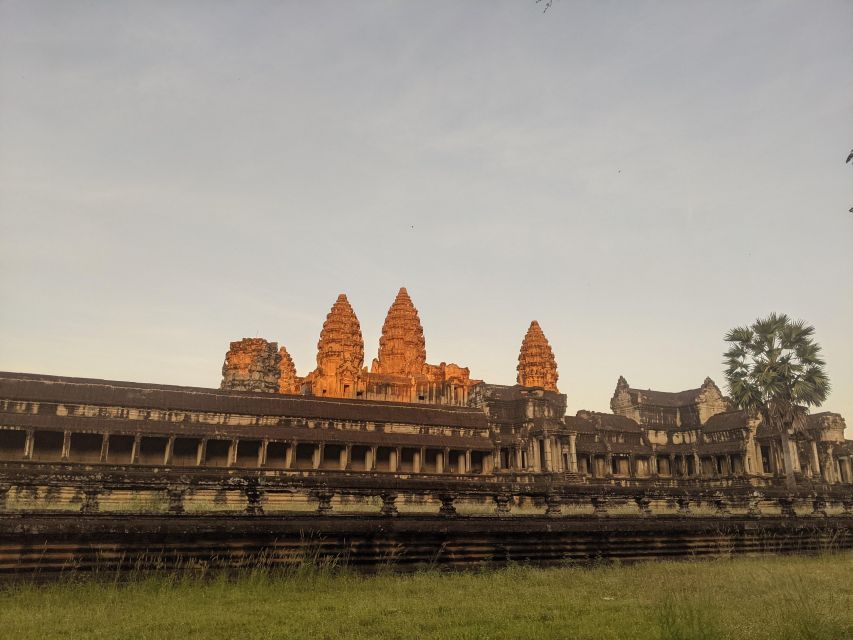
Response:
[[196, 438, 207, 466], [465, 450, 472, 473], [339, 445, 349, 470], [24, 430, 34, 460], [754, 441, 764, 475], [791, 439, 801, 472], [61, 431, 71, 461], [414, 448, 423, 473], [370, 446, 378, 471], [457, 451, 467, 474], [312, 443, 322, 469], [493, 447, 502, 471], [822, 446, 835, 483], [568, 433, 578, 473], [514, 446, 523, 470], [164, 436, 175, 466], [542, 438, 553, 472], [605, 453, 614, 478], [780, 434, 797, 486], [228, 439, 238, 467], [284, 441, 295, 469], [650, 452, 659, 477], [773, 440, 784, 476], [810, 440, 821, 479], [628, 454, 636, 478], [389, 447, 399, 472], [258, 439, 269, 467], [99, 433, 110, 463], [131, 434, 141, 464], [436, 450, 445, 474], [693, 452, 701, 477]]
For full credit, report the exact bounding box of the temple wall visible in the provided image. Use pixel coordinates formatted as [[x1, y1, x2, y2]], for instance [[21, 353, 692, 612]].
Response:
[[1, 372, 851, 486]]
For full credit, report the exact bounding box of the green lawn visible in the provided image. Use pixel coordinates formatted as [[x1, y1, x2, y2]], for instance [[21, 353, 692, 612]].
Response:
[[1, 553, 851, 640]]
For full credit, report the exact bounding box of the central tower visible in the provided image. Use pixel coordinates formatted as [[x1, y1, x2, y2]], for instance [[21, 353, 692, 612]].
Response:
[[371, 287, 427, 376]]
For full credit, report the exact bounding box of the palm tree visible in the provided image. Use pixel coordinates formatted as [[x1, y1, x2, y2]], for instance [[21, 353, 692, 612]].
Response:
[[723, 313, 830, 489]]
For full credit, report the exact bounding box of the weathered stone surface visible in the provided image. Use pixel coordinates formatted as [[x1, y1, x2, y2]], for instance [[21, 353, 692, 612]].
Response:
[[221, 338, 281, 393], [277, 346, 301, 395], [516, 321, 559, 392]]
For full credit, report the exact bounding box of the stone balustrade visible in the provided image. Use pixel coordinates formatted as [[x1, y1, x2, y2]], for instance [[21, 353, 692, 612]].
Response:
[[1, 462, 850, 520]]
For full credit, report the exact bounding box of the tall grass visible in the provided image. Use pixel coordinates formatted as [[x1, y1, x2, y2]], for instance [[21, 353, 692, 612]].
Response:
[[0, 552, 850, 640]]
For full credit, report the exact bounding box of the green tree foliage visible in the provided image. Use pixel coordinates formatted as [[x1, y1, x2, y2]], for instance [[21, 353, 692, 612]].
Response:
[[723, 313, 830, 487]]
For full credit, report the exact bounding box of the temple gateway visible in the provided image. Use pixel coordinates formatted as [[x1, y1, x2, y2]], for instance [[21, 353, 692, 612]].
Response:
[[2, 286, 848, 485]]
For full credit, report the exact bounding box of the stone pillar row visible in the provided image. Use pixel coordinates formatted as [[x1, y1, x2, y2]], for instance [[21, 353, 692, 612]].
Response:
[[19, 428, 853, 485]]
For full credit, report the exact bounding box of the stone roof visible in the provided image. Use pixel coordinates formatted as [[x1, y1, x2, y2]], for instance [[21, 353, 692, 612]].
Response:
[[0, 372, 487, 429], [627, 387, 703, 408], [702, 410, 749, 433], [574, 410, 644, 433]]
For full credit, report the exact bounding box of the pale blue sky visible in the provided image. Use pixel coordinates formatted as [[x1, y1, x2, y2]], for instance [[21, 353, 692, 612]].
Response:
[[1, 1, 851, 423]]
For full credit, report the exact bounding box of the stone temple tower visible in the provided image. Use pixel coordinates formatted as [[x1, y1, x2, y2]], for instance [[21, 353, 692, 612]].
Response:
[[277, 346, 301, 395], [516, 321, 559, 392], [371, 287, 427, 377], [305, 294, 365, 397], [221, 338, 282, 393]]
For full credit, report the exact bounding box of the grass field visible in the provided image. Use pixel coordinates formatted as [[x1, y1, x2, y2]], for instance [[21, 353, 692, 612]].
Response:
[[0, 553, 851, 640]]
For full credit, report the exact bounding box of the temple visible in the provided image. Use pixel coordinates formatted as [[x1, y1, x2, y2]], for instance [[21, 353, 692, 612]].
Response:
[[223, 288, 480, 406], [0, 286, 850, 485]]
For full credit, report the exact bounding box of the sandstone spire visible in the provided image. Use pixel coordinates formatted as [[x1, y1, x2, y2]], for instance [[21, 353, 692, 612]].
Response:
[[516, 321, 559, 392], [307, 294, 364, 396], [371, 287, 426, 376], [277, 345, 301, 395]]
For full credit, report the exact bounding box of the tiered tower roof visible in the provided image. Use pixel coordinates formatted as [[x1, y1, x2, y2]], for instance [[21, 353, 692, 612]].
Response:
[[277, 345, 300, 394], [516, 320, 559, 392], [372, 287, 427, 377], [315, 293, 364, 377]]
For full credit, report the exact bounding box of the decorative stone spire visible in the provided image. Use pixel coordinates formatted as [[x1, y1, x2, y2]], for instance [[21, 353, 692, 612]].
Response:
[[221, 338, 281, 393], [516, 321, 559, 392], [307, 294, 364, 396], [277, 346, 301, 395], [371, 287, 426, 376]]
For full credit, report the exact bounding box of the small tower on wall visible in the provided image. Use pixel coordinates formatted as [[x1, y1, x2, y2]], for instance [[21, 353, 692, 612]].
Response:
[[696, 377, 729, 424], [371, 287, 427, 376], [221, 338, 281, 393], [277, 346, 302, 395], [304, 294, 365, 397], [610, 376, 640, 422], [516, 321, 559, 392]]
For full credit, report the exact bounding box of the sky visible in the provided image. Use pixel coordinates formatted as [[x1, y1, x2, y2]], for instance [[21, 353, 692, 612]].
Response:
[[1, 1, 852, 423]]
